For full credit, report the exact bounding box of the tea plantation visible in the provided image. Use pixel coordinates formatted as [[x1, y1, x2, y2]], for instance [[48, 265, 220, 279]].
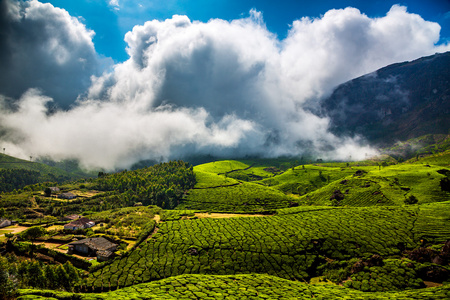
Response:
[[181, 154, 450, 211], [2, 145, 449, 299], [17, 273, 450, 299], [84, 202, 450, 291]]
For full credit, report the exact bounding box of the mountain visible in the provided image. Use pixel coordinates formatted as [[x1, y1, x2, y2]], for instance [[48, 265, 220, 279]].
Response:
[[321, 52, 450, 145], [0, 153, 94, 191]]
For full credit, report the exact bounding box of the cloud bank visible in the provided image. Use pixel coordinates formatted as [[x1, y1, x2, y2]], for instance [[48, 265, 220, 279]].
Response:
[[0, 2, 448, 170]]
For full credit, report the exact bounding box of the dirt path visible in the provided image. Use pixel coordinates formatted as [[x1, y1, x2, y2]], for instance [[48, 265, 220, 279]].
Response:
[[154, 215, 161, 223], [35, 242, 65, 249], [145, 227, 159, 241], [1, 225, 29, 234], [194, 213, 271, 219]]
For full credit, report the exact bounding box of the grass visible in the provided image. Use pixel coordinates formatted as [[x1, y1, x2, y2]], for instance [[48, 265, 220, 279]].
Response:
[[193, 171, 238, 188], [85, 206, 161, 239], [194, 160, 250, 174]]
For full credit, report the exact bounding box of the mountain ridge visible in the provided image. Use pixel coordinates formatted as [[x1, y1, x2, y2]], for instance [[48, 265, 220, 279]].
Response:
[[321, 51, 450, 145]]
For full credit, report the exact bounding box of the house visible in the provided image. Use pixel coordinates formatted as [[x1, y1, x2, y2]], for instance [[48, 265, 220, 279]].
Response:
[[62, 214, 82, 221], [49, 187, 60, 193], [58, 192, 77, 199], [68, 237, 117, 259], [0, 219, 11, 228], [64, 217, 95, 230], [97, 249, 116, 262]]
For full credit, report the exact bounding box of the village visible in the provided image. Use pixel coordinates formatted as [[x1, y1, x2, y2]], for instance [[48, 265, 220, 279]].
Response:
[[0, 188, 125, 264]]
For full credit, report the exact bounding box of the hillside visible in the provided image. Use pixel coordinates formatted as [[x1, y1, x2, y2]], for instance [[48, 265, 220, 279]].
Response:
[[321, 52, 450, 145], [0, 153, 93, 192], [0, 150, 449, 299]]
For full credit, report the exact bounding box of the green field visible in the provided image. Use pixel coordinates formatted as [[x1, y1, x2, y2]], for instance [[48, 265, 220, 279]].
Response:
[[17, 273, 450, 299], [85, 202, 450, 291]]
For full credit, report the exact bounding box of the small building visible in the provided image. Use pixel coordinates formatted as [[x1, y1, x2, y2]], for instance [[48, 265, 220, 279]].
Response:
[[58, 192, 77, 200], [64, 217, 95, 230], [49, 187, 60, 193], [68, 237, 117, 258], [97, 249, 115, 262], [0, 219, 11, 228], [62, 214, 82, 221]]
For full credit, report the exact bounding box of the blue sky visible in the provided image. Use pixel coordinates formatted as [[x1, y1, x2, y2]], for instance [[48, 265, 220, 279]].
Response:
[[42, 0, 450, 62]]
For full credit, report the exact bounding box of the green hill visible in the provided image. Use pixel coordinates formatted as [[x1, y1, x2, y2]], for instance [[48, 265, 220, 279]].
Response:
[[0, 153, 93, 192], [297, 163, 449, 207]]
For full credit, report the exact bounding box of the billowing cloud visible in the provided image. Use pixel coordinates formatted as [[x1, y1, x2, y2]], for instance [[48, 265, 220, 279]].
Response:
[[0, 0, 103, 106], [0, 3, 448, 170]]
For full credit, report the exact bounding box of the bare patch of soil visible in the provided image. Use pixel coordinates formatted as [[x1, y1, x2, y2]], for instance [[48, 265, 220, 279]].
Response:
[[194, 213, 270, 219]]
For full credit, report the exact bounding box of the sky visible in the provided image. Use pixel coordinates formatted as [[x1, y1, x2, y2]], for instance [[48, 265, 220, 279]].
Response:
[[41, 0, 450, 62], [0, 0, 449, 170]]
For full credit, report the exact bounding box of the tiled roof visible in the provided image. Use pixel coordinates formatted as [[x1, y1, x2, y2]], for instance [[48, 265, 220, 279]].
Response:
[[66, 217, 93, 227], [63, 214, 82, 220], [69, 237, 117, 251], [97, 250, 113, 257], [58, 192, 77, 198]]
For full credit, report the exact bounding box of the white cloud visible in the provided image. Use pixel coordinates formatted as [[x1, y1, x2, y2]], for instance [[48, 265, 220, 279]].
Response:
[[108, 0, 120, 10], [1, 3, 448, 169]]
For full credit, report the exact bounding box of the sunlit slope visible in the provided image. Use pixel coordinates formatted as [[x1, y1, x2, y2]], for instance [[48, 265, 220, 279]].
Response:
[[192, 170, 239, 188], [194, 160, 250, 174], [180, 160, 294, 211], [19, 273, 450, 299], [258, 164, 364, 194], [85, 203, 450, 291], [180, 181, 293, 211], [0, 153, 87, 183], [410, 150, 450, 167], [298, 163, 449, 206]]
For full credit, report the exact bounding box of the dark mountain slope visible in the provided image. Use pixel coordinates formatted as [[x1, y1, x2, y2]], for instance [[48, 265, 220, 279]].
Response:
[[321, 52, 450, 145]]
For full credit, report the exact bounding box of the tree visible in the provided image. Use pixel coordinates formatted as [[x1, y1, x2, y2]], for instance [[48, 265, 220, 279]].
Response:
[[0, 257, 17, 299], [404, 195, 418, 205], [44, 187, 52, 197], [21, 226, 46, 244], [0, 208, 5, 218], [440, 177, 450, 192], [26, 261, 46, 288]]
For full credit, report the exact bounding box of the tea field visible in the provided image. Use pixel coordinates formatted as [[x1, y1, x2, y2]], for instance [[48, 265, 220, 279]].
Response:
[[84, 202, 450, 291], [1, 144, 449, 299], [17, 273, 450, 299]]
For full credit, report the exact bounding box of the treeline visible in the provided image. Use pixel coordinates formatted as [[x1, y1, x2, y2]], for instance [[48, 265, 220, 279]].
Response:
[[0, 253, 81, 298], [0, 169, 41, 193], [94, 160, 196, 209]]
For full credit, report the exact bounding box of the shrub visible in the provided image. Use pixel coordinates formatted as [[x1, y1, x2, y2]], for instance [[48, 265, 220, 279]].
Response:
[[404, 195, 418, 205]]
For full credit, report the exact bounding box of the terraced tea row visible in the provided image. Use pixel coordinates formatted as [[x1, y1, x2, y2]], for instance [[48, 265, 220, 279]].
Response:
[[83, 205, 450, 291], [180, 181, 293, 212], [299, 164, 449, 207], [18, 273, 450, 299]]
